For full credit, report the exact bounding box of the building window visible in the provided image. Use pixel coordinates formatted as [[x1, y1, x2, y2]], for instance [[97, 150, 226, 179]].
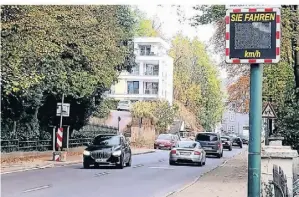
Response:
[[144, 82, 158, 94], [139, 45, 151, 56], [127, 81, 139, 94], [130, 65, 139, 75], [144, 64, 159, 76], [229, 112, 235, 121], [228, 125, 235, 133]]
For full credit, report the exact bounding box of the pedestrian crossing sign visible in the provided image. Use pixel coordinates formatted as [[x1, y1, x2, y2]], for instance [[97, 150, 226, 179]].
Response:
[[262, 103, 277, 119]]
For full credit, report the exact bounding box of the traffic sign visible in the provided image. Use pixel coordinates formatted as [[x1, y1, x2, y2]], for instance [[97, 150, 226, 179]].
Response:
[[56, 103, 70, 117], [262, 102, 277, 119], [225, 7, 281, 64]]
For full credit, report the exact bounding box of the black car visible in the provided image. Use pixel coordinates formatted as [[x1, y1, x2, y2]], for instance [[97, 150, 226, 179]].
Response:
[[195, 132, 223, 158], [242, 138, 249, 145], [232, 137, 243, 148], [221, 136, 232, 151], [83, 134, 132, 169]]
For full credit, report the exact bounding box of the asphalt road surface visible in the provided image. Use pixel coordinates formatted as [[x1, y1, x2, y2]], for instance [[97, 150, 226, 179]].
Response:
[[1, 147, 245, 197]]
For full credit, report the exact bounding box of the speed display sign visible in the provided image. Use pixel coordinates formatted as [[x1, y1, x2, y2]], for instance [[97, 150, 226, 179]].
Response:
[[225, 7, 281, 64]]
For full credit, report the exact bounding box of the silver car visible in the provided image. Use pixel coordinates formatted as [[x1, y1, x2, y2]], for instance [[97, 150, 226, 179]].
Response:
[[117, 100, 131, 111], [169, 141, 206, 166]]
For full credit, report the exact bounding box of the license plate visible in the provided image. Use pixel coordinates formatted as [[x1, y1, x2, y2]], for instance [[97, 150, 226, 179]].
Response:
[[96, 159, 106, 162], [204, 147, 212, 150], [159, 144, 165, 147], [222, 143, 225, 145], [180, 152, 191, 155]]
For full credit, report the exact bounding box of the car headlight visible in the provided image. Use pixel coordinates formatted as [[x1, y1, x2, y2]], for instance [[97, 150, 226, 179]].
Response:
[[112, 150, 122, 157], [83, 150, 91, 156]]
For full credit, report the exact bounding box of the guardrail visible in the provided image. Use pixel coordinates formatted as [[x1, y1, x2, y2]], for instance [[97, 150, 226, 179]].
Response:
[[1, 138, 94, 153]]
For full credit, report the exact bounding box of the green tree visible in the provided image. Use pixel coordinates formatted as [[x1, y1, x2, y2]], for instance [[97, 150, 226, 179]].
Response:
[[190, 5, 299, 151], [1, 5, 136, 139], [170, 34, 224, 130]]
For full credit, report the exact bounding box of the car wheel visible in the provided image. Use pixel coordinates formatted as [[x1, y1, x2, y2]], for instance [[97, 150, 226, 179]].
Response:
[[83, 162, 90, 169], [240, 145, 243, 149], [229, 146, 232, 151], [117, 155, 124, 169], [169, 160, 176, 165], [216, 153, 221, 158], [126, 155, 132, 167], [197, 161, 203, 166]]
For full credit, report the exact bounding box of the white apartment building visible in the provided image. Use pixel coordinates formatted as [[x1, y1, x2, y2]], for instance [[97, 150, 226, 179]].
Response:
[[107, 37, 174, 105]]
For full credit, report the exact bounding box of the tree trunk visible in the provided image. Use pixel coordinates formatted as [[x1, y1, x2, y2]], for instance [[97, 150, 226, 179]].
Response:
[[293, 5, 299, 90]]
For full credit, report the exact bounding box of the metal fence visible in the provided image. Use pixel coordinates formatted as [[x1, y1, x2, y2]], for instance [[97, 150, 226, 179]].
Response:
[[0, 138, 94, 153], [271, 164, 289, 197], [1, 124, 118, 153]]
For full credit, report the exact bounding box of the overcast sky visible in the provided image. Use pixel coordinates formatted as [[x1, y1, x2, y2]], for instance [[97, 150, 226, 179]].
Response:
[[137, 5, 228, 80]]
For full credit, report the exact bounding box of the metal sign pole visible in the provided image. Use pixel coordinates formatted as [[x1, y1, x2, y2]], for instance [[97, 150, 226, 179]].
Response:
[[59, 94, 65, 128], [248, 63, 263, 197]]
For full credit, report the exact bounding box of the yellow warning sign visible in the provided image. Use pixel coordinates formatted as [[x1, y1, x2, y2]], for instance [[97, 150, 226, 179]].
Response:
[[230, 12, 276, 22]]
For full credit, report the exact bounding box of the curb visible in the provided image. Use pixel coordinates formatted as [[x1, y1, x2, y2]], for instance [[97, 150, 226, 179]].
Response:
[[1, 150, 156, 175], [164, 150, 246, 197]]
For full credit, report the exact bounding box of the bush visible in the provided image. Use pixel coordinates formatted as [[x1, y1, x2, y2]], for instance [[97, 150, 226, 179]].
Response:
[[94, 98, 118, 118], [131, 100, 178, 133]]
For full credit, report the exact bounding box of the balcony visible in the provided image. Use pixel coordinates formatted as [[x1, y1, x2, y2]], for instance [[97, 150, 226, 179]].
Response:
[[127, 89, 139, 94], [144, 89, 158, 95]]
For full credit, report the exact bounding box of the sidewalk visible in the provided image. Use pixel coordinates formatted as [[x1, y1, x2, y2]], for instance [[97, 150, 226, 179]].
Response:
[[1, 148, 155, 174], [169, 150, 248, 197]]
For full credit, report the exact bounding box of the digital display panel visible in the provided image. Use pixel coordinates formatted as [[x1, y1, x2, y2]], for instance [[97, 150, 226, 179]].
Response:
[[229, 12, 277, 60]]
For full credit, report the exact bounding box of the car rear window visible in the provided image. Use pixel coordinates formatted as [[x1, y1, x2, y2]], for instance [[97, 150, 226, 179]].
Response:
[[196, 133, 218, 141], [221, 137, 230, 141], [176, 141, 197, 148], [157, 134, 172, 140]]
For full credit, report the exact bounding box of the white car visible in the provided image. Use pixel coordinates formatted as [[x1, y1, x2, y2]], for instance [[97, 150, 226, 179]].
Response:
[[117, 100, 132, 111]]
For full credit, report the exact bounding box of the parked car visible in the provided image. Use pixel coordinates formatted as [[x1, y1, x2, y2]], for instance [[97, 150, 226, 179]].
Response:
[[169, 141, 206, 166], [232, 137, 243, 148], [195, 132, 223, 158], [117, 100, 132, 111], [242, 137, 249, 145], [83, 134, 132, 169], [221, 136, 233, 151], [154, 133, 180, 150]]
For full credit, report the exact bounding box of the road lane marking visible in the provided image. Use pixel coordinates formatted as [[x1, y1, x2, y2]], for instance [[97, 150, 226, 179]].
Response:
[[132, 164, 144, 168], [22, 185, 51, 193], [94, 171, 110, 177], [148, 166, 175, 170]]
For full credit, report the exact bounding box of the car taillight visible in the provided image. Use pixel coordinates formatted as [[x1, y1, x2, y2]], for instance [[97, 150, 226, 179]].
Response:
[[170, 150, 176, 154], [194, 151, 201, 155]]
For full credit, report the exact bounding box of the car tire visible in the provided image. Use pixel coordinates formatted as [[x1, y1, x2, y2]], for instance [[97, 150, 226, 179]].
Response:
[[117, 155, 124, 169], [169, 160, 176, 165], [229, 146, 232, 151], [197, 161, 203, 166], [126, 155, 132, 167], [83, 162, 90, 169], [216, 153, 221, 158]]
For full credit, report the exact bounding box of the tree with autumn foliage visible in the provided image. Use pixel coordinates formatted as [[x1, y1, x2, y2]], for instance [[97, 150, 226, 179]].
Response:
[[227, 76, 250, 113]]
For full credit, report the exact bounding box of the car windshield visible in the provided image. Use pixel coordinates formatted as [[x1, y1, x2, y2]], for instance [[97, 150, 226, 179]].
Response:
[[92, 135, 120, 146], [196, 133, 218, 141], [176, 141, 197, 148], [119, 101, 129, 104], [157, 134, 172, 140]]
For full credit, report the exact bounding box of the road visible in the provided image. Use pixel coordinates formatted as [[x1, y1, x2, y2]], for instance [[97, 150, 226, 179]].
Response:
[[1, 147, 244, 197]]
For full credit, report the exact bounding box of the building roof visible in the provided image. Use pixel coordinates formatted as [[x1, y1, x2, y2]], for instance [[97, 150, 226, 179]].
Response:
[[134, 37, 170, 50]]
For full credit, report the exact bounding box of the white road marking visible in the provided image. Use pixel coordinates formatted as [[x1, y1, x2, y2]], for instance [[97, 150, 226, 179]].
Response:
[[148, 166, 175, 170], [94, 171, 110, 176], [132, 164, 144, 168], [22, 185, 51, 193]]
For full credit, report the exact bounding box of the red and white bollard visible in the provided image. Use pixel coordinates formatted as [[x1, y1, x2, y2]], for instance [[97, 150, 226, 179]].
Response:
[[55, 127, 63, 161]]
